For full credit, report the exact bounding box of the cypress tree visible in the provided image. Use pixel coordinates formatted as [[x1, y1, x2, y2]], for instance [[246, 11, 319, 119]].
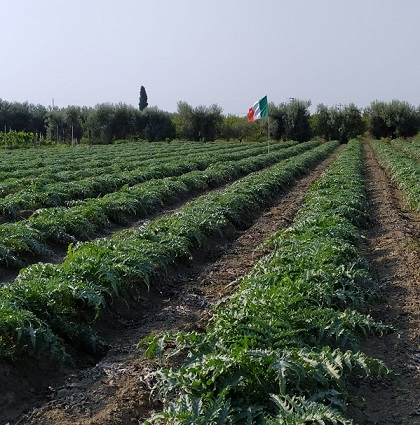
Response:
[[139, 86, 148, 111]]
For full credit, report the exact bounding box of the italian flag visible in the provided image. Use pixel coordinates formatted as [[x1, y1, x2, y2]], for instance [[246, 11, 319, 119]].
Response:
[[247, 95, 268, 122]]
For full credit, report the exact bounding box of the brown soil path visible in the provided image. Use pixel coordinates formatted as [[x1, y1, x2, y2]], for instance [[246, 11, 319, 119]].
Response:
[[348, 141, 420, 424]]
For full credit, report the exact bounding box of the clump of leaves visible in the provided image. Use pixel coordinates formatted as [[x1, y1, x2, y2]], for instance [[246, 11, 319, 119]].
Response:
[[142, 140, 391, 424]]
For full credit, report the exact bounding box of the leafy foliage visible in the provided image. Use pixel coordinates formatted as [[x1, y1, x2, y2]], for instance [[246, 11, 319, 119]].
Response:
[[269, 100, 312, 143], [175, 102, 224, 141], [0, 140, 320, 266], [371, 139, 420, 212], [312, 104, 365, 144], [366, 100, 420, 139], [0, 141, 338, 360], [142, 139, 390, 424]]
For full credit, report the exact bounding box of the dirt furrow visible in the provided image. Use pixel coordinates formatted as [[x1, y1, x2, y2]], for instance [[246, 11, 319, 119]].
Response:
[[348, 141, 420, 424]]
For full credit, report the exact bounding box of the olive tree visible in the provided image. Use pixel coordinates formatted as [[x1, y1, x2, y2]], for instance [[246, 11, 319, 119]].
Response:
[[366, 100, 420, 139], [221, 115, 256, 142], [141, 107, 175, 142], [269, 99, 312, 142], [313, 103, 365, 143], [175, 101, 223, 141]]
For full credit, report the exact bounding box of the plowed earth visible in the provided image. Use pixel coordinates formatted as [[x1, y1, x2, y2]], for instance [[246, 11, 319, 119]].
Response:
[[1, 141, 419, 425], [348, 141, 420, 424]]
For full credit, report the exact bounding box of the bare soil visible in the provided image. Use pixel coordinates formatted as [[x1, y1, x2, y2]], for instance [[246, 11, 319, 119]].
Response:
[[1, 141, 419, 425], [347, 141, 420, 424]]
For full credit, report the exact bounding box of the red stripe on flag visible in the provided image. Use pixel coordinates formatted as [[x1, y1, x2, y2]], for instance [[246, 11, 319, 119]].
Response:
[[247, 107, 255, 122]]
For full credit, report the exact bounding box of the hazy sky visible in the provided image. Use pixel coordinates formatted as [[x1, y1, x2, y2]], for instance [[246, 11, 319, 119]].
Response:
[[2, 0, 419, 115]]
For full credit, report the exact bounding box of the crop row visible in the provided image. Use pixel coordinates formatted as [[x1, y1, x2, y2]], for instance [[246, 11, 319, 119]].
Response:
[[0, 139, 233, 173], [0, 141, 321, 268], [390, 138, 420, 162], [0, 140, 278, 179], [0, 141, 295, 218], [0, 141, 165, 176], [143, 139, 389, 424], [0, 144, 296, 219], [0, 141, 339, 362], [0, 141, 280, 197], [371, 140, 420, 212]]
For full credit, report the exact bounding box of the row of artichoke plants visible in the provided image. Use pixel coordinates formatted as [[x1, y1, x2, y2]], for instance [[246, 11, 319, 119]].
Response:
[[0, 140, 278, 195], [390, 138, 420, 162], [0, 141, 293, 218], [141, 139, 390, 424], [0, 141, 338, 362], [0, 141, 319, 268], [371, 139, 420, 212], [0, 139, 252, 175]]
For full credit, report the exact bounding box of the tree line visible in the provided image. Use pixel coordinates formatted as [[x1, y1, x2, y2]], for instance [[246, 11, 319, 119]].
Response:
[[1, 97, 420, 147]]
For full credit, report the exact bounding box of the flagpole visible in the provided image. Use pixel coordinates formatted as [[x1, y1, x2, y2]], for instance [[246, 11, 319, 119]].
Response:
[[267, 116, 270, 153]]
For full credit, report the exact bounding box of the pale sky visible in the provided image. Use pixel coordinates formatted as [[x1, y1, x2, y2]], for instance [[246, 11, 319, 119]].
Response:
[[2, 0, 419, 115]]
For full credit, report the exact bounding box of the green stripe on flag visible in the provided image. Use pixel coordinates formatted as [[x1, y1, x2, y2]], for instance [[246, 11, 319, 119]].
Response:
[[258, 96, 269, 118]]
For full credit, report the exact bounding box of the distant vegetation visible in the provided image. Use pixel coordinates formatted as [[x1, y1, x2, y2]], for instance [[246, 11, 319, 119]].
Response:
[[1, 97, 419, 148]]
